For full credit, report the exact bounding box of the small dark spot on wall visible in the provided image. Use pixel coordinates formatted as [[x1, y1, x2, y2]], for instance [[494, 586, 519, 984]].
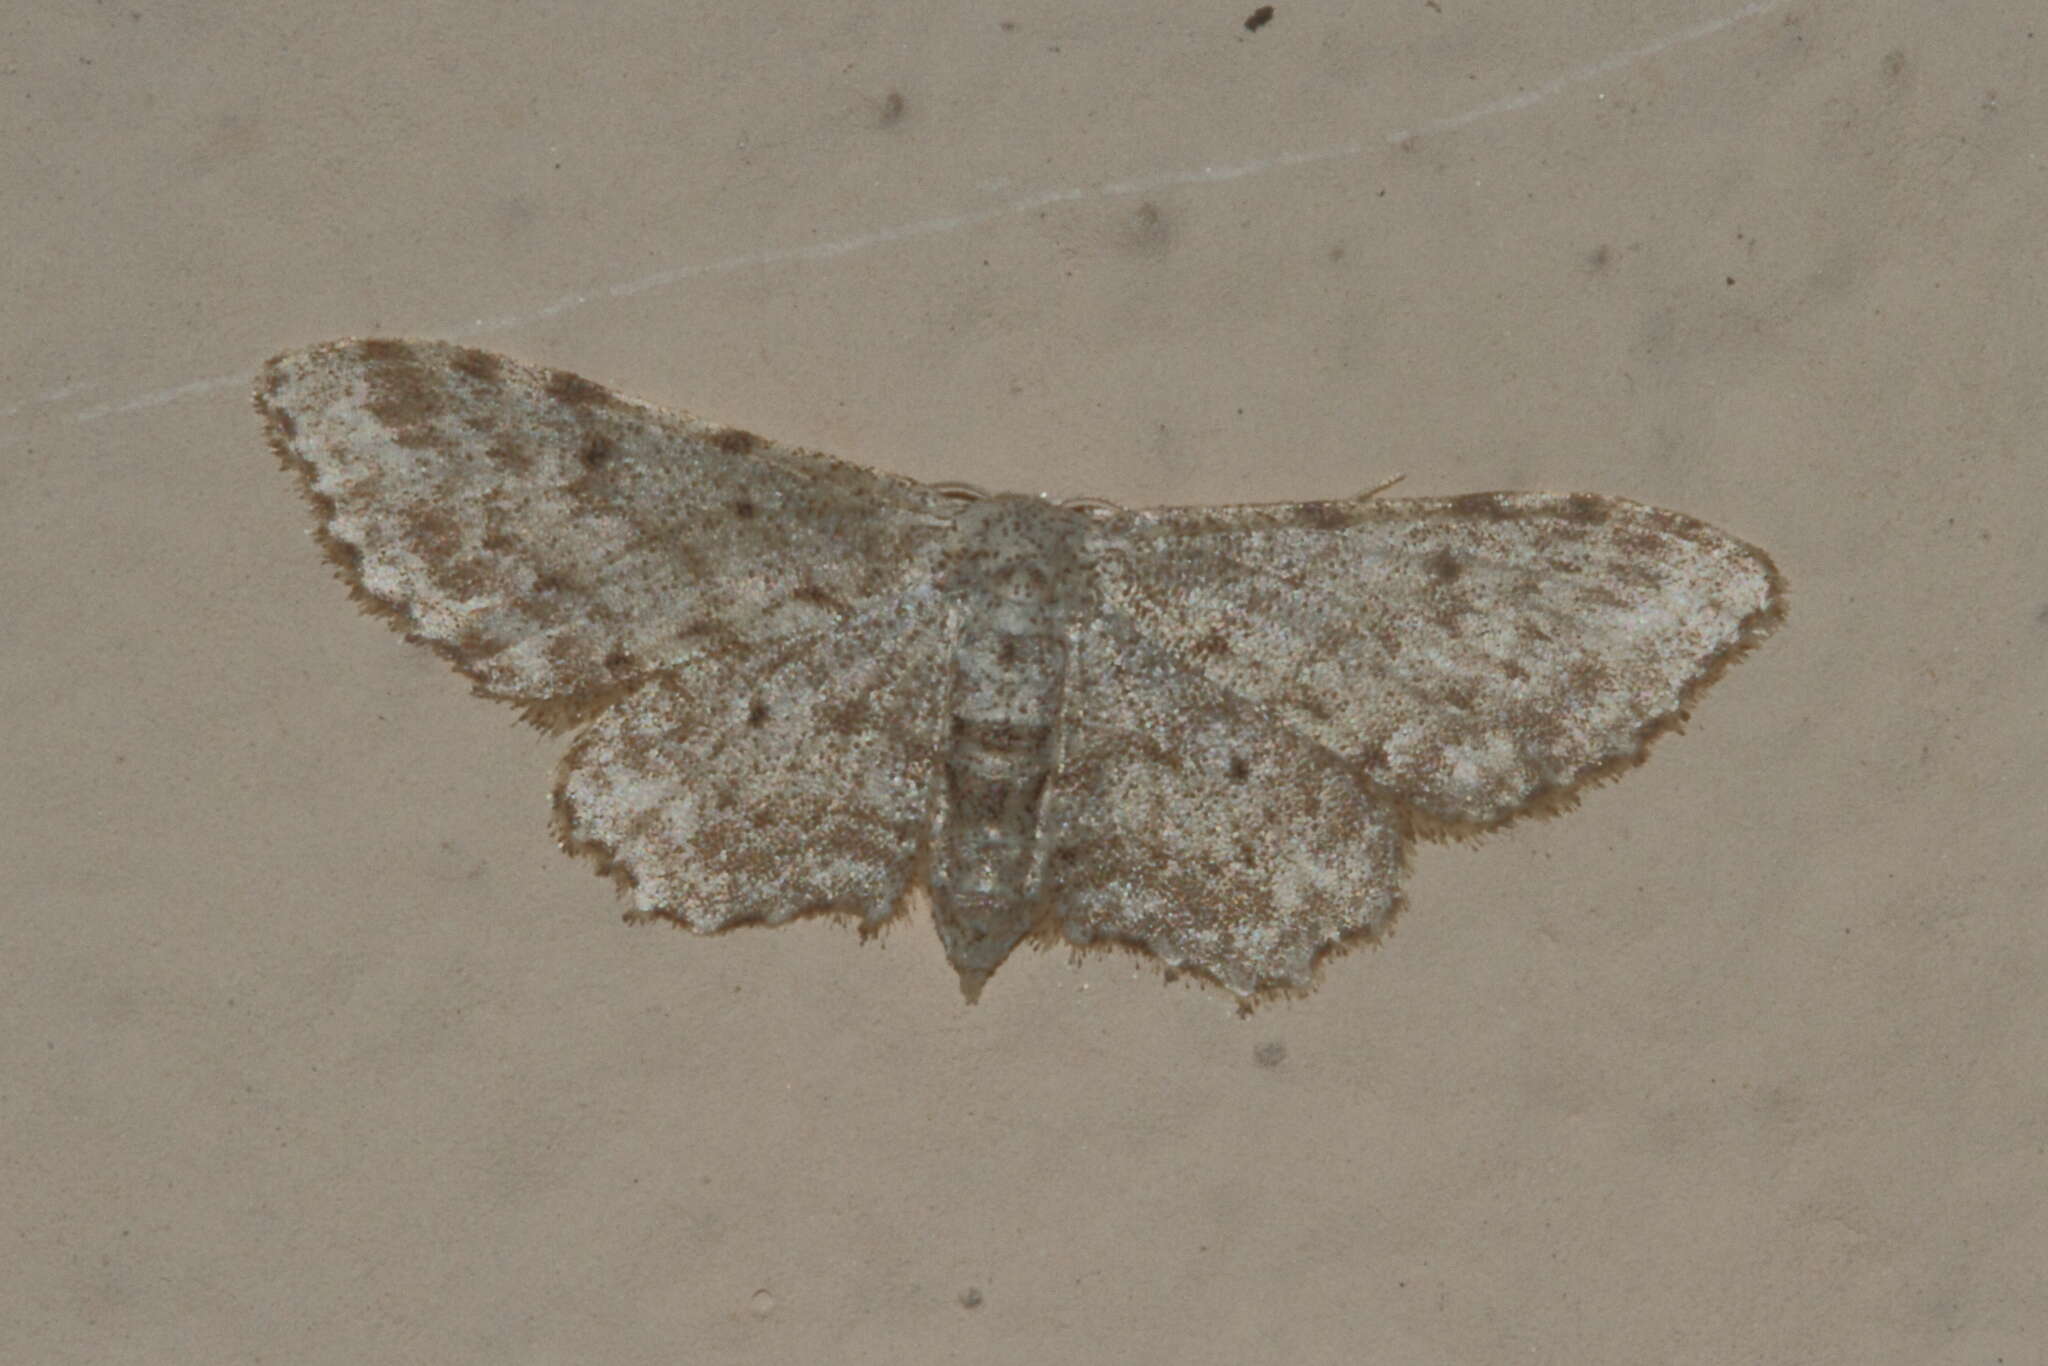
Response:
[[1128, 200, 1173, 256], [1587, 242, 1612, 271], [1253, 1040, 1287, 1067], [877, 89, 907, 127], [1328, 243, 1346, 263], [1244, 5, 1274, 32], [959, 1287, 984, 1310], [1881, 48, 1907, 84]]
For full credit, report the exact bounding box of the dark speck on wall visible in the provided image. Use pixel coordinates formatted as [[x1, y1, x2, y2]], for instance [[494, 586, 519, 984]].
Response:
[[1245, 6, 1275, 32]]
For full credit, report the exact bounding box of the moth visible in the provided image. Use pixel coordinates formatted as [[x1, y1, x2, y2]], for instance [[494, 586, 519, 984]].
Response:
[[257, 339, 1784, 1005]]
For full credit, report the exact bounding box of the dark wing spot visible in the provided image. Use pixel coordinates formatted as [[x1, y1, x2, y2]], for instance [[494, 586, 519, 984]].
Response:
[[1226, 754, 1251, 783], [1290, 692, 1334, 722], [1564, 656, 1613, 701], [543, 369, 612, 409], [485, 440, 535, 473], [1446, 492, 1513, 521], [360, 349, 443, 434], [451, 622, 498, 660], [792, 583, 845, 612], [709, 427, 760, 454], [818, 697, 872, 735], [602, 647, 634, 673], [326, 532, 364, 574], [578, 433, 615, 468], [1425, 548, 1463, 583], [399, 505, 463, 562], [1614, 527, 1669, 561], [439, 554, 503, 600], [450, 348, 504, 383], [746, 700, 771, 728], [732, 498, 757, 519], [1557, 494, 1612, 525], [1293, 500, 1355, 530]]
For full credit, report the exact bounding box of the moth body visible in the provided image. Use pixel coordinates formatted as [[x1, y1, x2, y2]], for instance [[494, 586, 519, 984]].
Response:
[[257, 339, 1785, 1007], [931, 495, 1095, 994]]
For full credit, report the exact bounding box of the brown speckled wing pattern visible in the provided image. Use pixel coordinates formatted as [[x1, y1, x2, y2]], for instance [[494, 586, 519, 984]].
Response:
[[258, 338, 1784, 1007]]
